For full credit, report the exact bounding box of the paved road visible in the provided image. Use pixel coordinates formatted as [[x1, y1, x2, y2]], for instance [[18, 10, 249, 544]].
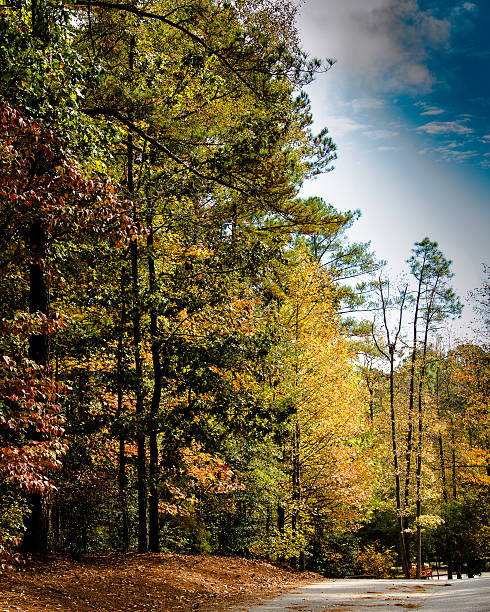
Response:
[[236, 573, 490, 611]]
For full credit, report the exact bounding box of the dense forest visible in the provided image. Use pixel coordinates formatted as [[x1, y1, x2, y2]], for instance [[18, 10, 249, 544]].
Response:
[[0, 0, 488, 582]]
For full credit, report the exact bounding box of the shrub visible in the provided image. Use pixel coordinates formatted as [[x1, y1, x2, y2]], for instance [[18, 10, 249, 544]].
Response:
[[356, 542, 396, 578], [0, 491, 27, 567]]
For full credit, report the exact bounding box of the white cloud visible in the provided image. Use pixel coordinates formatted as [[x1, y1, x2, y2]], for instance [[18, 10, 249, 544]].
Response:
[[351, 98, 384, 112], [434, 146, 478, 162], [326, 116, 370, 137], [298, 0, 452, 93], [420, 107, 445, 116], [378, 146, 398, 151], [364, 129, 399, 139], [416, 120, 473, 135], [452, 2, 478, 15]]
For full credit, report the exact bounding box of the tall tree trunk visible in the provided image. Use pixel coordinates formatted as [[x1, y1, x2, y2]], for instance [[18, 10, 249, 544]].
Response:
[[436, 368, 448, 503], [117, 268, 129, 551], [448, 415, 458, 579], [148, 207, 161, 553], [451, 419, 457, 500], [128, 35, 148, 553], [291, 303, 304, 570], [415, 270, 442, 578], [415, 277, 439, 578], [388, 346, 410, 577], [368, 383, 374, 422], [291, 419, 303, 569], [404, 261, 425, 569], [28, 223, 50, 367], [415, 376, 424, 578], [436, 368, 452, 579], [22, 220, 50, 553], [415, 359, 428, 579], [404, 278, 423, 558], [376, 281, 409, 577], [130, 178, 148, 554], [277, 448, 286, 564]]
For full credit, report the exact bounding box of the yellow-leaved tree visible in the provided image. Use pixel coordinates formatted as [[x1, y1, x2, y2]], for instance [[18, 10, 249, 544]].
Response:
[[268, 248, 373, 571]]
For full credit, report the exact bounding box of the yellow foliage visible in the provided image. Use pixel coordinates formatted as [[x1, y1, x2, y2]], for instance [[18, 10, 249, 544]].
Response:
[[356, 542, 396, 578]]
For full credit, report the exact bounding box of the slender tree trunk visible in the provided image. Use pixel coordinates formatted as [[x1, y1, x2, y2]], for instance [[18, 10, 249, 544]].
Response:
[[290, 434, 298, 569], [451, 419, 457, 500], [117, 268, 129, 551], [277, 503, 285, 533], [148, 208, 161, 553], [438, 431, 447, 498], [415, 356, 428, 579], [415, 270, 443, 578], [130, 186, 148, 553], [446, 416, 458, 579], [22, 217, 50, 552], [376, 281, 409, 577], [404, 264, 425, 570], [415, 278, 439, 578], [277, 447, 286, 564], [29, 226, 50, 367], [437, 367, 448, 503], [130, 173, 148, 553], [368, 384, 374, 422], [388, 346, 410, 577], [291, 303, 304, 570], [415, 374, 424, 578], [128, 35, 148, 553], [436, 368, 452, 579], [291, 419, 303, 569]]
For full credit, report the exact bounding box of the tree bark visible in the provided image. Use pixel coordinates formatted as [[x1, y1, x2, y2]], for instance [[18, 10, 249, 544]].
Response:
[[291, 419, 301, 569], [404, 260, 426, 570], [389, 345, 410, 577], [128, 35, 148, 553], [404, 264, 424, 560], [148, 207, 161, 553], [277, 453, 285, 564], [451, 419, 457, 501], [291, 303, 304, 570], [21, 0, 53, 554], [437, 368, 452, 579], [22, 217, 51, 552], [117, 268, 129, 551], [375, 281, 410, 577], [437, 368, 448, 504]]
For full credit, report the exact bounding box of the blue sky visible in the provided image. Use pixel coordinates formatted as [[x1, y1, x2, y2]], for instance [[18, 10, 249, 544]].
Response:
[[297, 0, 489, 334]]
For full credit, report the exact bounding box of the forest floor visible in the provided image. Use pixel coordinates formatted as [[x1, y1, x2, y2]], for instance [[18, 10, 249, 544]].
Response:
[[0, 553, 322, 612]]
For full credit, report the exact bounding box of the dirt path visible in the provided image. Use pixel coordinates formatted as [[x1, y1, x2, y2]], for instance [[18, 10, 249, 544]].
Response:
[[0, 553, 321, 612]]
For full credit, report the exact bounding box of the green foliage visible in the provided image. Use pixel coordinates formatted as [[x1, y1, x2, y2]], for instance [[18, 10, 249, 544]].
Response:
[[0, 490, 27, 566], [356, 508, 399, 558], [159, 519, 215, 555], [408, 237, 463, 324], [309, 532, 360, 578], [431, 497, 490, 575], [51, 437, 131, 553]]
